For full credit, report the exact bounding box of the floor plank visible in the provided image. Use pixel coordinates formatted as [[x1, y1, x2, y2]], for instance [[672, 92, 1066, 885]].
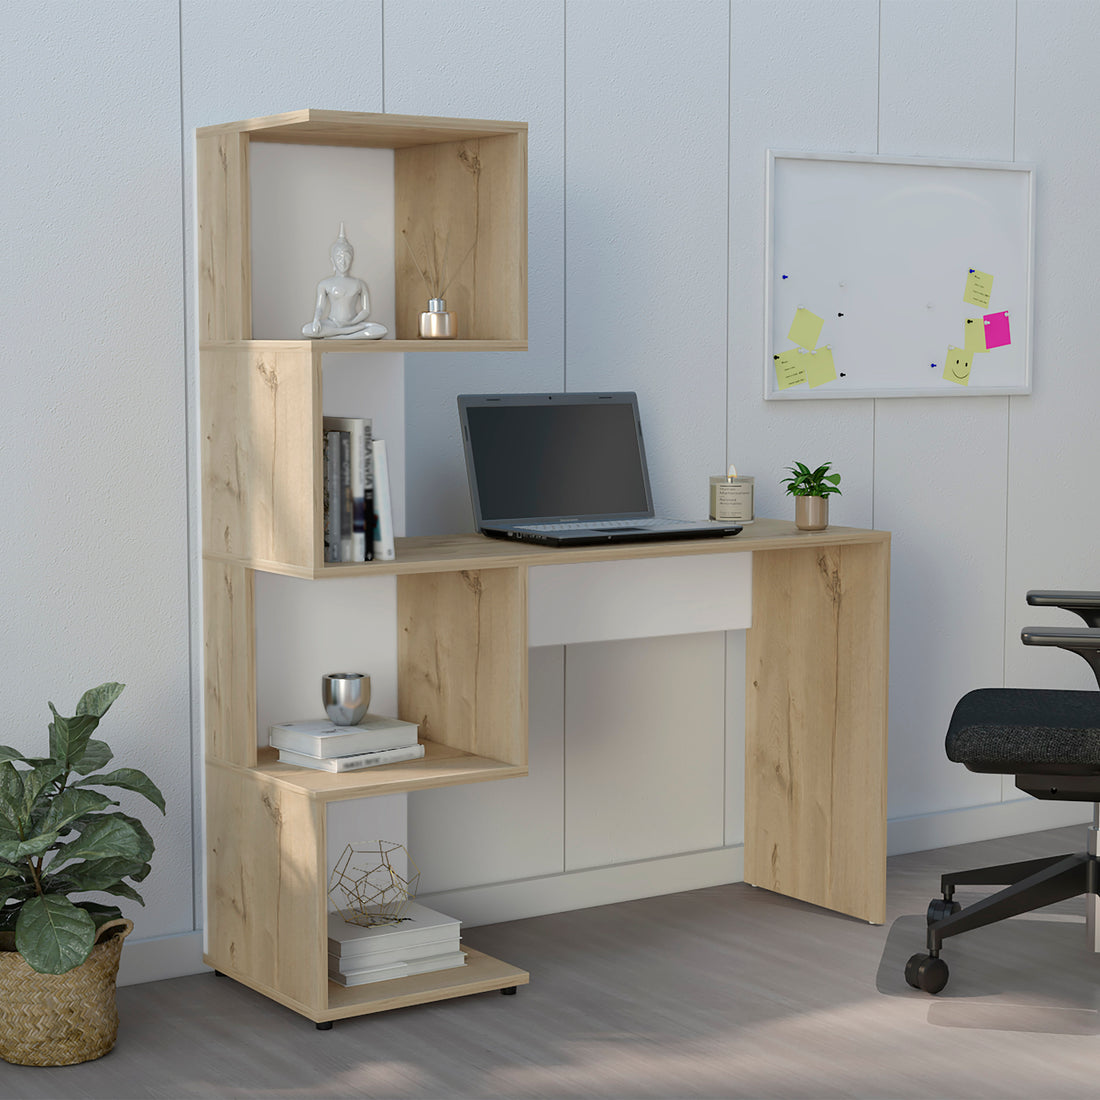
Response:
[[2, 822, 1098, 1098]]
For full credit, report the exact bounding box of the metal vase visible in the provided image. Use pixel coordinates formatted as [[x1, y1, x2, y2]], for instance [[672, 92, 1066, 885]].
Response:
[[322, 673, 370, 726]]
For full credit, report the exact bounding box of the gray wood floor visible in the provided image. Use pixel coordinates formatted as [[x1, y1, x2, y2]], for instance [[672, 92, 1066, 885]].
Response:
[[4, 822, 1099, 1099]]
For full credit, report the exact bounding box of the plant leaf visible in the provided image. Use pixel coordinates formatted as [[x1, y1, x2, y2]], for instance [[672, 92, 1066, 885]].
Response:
[[74, 768, 165, 814], [0, 831, 60, 862], [75, 901, 124, 931], [75, 682, 125, 720], [21, 764, 65, 823], [47, 856, 150, 895], [45, 814, 146, 869], [15, 894, 96, 974], [37, 787, 117, 836], [0, 880, 33, 908], [0, 746, 26, 765], [47, 708, 99, 768], [0, 762, 26, 836], [71, 739, 113, 776]]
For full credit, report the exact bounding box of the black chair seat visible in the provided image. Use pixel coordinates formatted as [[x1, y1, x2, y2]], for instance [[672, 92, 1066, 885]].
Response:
[[946, 688, 1100, 775]]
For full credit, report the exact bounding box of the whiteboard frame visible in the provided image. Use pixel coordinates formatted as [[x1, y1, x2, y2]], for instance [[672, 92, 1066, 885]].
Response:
[[764, 150, 1035, 400]]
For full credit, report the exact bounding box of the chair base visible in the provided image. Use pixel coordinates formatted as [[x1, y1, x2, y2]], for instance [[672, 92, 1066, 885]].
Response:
[[905, 848, 1100, 993]]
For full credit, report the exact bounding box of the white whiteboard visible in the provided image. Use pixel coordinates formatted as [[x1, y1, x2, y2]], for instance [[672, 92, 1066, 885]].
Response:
[[765, 151, 1034, 399]]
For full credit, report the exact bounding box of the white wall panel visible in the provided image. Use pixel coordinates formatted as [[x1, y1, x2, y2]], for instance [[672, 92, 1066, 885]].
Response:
[[565, 0, 728, 519], [384, 0, 567, 537], [409, 646, 566, 893], [0, 2, 192, 940], [1007, 2, 1100, 704], [875, 1, 1017, 819], [728, 0, 879, 527], [879, 0, 1017, 161], [565, 634, 726, 870]]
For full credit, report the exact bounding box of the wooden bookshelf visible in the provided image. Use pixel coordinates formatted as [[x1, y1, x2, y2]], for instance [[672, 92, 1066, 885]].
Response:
[[199, 109, 531, 1027]]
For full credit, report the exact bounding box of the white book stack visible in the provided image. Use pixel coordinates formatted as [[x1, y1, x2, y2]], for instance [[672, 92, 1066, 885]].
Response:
[[269, 715, 423, 773], [328, 902, 465, 987]]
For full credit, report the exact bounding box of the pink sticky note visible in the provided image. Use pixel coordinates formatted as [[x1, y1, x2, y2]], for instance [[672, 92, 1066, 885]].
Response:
[[983, 311, 1011, 349]]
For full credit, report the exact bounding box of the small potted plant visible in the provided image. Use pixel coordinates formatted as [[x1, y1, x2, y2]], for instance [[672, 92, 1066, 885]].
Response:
[[0, 682, 165, 1066], [782, 460, 842, 531]]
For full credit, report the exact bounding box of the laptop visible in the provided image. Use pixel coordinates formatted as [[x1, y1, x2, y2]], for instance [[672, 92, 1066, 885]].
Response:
[[457, 392, 743, 547]]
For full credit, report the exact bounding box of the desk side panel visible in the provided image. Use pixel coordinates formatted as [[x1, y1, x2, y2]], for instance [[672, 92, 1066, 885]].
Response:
[[745, 540, 889, 923], [206, 765, 327, 1013]]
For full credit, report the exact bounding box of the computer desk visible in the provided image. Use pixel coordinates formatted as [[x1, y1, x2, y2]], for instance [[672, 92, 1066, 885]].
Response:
[[204, 516, 888, 1022], [387, 516, 890, 925]]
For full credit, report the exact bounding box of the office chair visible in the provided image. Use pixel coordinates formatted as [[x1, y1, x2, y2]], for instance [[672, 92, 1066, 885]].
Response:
[[905, 590, 1100, 994]]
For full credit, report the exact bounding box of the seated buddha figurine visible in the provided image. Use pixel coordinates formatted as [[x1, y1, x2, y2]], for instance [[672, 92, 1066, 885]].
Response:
[[301, 224, 388, 339]]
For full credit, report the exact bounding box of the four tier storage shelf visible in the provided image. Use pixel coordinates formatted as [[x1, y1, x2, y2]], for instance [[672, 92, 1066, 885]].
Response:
[[197, 109, 530, 1025]]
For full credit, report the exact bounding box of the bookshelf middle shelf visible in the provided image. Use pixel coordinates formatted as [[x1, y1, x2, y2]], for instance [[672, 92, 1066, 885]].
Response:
[[247, 741, 527, 802]]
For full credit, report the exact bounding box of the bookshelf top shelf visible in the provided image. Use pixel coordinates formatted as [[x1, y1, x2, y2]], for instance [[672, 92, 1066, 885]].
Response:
[[196, 108, 527, 149], [200, 339, 528, 355]]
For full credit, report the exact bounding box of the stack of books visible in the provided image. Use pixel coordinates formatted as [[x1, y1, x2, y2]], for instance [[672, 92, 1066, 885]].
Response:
[[322, 416, 395, 563], [269, 715, 423, 773], [328, 902, 465, 987]]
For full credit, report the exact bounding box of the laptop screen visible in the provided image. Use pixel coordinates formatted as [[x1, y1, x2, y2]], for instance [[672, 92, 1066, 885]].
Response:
[[459, 393, 654, 523]]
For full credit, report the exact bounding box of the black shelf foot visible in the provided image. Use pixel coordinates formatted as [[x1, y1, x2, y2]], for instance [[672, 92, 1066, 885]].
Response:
[[316, 1021, 334, 1031], [501, 986, 518, 995]]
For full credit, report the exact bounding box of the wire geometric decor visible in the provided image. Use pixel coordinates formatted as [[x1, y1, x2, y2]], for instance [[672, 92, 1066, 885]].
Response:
[[328, 841, 421, 928]]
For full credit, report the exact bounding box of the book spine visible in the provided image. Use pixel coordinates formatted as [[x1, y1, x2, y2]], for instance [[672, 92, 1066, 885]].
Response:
[[372, 438, 396, 561], [324, 430, 341, 563], [363, 419, 374, 561], [339, 431, 353, 561], [278, 743, 424, 772]]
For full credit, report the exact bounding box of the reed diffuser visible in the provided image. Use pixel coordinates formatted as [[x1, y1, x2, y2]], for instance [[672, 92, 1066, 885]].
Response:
[[402, 227, 476, 339]]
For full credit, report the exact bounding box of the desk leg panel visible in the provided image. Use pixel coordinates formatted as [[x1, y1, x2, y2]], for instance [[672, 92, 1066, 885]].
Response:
[[745, 541, 889, 923]]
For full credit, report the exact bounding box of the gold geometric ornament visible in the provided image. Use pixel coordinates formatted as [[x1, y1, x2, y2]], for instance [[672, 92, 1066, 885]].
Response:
[[328, 841, 421, 927]]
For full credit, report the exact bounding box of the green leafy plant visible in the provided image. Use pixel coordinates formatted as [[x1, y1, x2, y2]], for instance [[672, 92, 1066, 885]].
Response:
[[0, 683, 164, 974], [782, 460, 842, 498]]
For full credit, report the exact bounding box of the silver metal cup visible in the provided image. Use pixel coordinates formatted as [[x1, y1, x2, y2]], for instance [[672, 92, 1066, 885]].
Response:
[[322, 673, 370, 726]]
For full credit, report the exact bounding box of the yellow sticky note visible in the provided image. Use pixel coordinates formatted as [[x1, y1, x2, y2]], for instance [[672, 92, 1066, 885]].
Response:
[[964, 269, 993, 309], [943, 346, 973, 386], [964, 316, 988, 353], [788, 308, 824, 350], [774, 351, 807, 390], [806, 347, 837, 388]]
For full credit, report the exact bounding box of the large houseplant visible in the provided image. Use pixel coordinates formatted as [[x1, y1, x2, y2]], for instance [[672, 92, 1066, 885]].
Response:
[[0, 682, 165, 1065], [782, 460, 842, 531]]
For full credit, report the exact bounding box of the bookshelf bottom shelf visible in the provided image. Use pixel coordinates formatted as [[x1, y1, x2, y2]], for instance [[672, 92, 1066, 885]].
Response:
[[325, 947, 530, 1021]]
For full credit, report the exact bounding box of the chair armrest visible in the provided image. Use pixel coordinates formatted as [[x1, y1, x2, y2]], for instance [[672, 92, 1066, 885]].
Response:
[[1026, 590, 1100, 628], [1022, 626, 1100, 688]]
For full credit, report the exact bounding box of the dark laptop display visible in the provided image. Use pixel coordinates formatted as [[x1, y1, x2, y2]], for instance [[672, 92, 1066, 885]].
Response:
[[458, 392, 742, 546]]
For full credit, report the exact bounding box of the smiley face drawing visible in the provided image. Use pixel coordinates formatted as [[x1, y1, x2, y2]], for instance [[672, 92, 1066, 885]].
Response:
[[943, 346, 974, 386]]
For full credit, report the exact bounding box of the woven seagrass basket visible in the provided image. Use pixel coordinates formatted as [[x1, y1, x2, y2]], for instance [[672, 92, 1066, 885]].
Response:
[[0, 918, 132, 1066]]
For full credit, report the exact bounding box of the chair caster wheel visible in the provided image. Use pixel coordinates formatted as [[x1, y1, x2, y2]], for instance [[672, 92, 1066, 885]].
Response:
[[927, 898, 962, 924], [905, 953, 949, 994]]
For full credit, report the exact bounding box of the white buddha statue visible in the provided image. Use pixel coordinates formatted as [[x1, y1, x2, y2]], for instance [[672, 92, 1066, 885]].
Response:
[[301, 224, 388, 339]]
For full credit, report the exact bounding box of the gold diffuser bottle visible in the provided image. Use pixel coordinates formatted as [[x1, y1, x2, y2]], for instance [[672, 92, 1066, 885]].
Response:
[[402, 227, 475, 340]]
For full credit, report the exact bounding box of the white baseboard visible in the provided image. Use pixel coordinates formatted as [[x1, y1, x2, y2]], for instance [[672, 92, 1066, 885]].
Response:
[[418, 846, 746, 929], [887, 797, 1090, 857], [117, 930, 208, 987]]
